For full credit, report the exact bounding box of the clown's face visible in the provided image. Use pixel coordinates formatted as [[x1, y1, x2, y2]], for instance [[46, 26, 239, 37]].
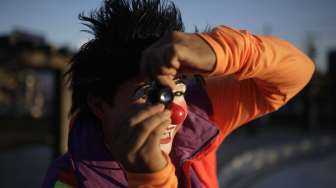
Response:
[[99, 78, 188, 155], [97, 79, 188, 154], [131, 80, 188, 154]]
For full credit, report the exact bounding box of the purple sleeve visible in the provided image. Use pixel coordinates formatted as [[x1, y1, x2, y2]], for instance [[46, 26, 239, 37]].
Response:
[[42, 153, 72, 188]]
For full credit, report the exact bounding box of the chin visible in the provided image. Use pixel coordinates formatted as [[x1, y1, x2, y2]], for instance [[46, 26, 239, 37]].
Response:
[[159, 124, 178, 154], [160, 141, 173, 154]]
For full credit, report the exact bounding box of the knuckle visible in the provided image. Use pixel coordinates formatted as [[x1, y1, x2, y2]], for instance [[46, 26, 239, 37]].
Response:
[[157, 74, 165, 80], [129, 108, 145, 123], [127, 117, 137, 126], [149, 105, 162, 114], [148, 105, 158, 112], [138, 123, 150, 133], [157, 76, 167, 84], [152, 129, 162, 138], [151, 112, 162, 121], [156, 113, 164, 120]]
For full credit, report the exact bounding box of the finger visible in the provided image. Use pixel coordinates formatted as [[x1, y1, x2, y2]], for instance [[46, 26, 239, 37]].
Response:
[[160, 66, 177, 76], [144, 119, 171, 148], [149, 48, 172, 79], [110, 103, 162, 148], [163, 47, 180, 70], [114, 103, 146, 136], [127, 103, 165, 128], [141, 45, 180, 81], [157, 75, 176, 89], [128, 110, 171, 152], [179, 66, 202, 76], [170, 56, 181, 70], [114, 109, 170, 164]]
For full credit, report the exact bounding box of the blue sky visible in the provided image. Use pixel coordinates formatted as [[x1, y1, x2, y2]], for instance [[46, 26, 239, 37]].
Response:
[[1, 0, 336, 72]]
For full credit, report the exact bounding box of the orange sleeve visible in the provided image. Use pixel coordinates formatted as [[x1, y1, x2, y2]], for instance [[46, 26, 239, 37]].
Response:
[[127, 156, 178, 188], [198, 25, 315, 136]]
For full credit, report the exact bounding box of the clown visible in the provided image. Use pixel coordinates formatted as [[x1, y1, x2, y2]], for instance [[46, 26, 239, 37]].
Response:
[[43, 0, 314, 187]]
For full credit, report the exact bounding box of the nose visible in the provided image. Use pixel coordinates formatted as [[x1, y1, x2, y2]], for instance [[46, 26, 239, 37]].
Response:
[[168, 102, 187, 125]]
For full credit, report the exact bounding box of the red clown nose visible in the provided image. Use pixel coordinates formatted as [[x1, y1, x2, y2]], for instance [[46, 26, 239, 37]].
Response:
[[169, 102, 187, 125]]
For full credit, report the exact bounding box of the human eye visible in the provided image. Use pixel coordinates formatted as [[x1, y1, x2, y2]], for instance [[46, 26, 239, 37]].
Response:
[[131, 84, 150, 100], [173, 82, 186, 93], [174, 91, 185, 97]]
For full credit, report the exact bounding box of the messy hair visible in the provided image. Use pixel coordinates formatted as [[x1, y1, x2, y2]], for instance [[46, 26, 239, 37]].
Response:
[[66, 0, 184, 116]]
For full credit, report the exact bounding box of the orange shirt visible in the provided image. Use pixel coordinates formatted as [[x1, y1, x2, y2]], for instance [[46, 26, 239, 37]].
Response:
[[127, 25, 315, 187]]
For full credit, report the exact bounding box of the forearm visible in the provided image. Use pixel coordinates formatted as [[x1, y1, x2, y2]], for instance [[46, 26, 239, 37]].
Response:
[[199, 25, 315, 109], [198, 25, 314, 132]]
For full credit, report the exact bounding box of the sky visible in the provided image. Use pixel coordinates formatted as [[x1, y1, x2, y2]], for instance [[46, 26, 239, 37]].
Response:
[[1, 0, 336, 72]]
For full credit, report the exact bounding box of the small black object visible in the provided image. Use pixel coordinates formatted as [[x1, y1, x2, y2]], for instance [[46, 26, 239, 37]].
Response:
[[147, 82, 174, 106]]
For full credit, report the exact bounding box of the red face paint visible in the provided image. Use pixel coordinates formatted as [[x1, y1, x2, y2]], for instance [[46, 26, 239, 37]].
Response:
[[159, 102, 188, 145], [169, 102, 188, 125]]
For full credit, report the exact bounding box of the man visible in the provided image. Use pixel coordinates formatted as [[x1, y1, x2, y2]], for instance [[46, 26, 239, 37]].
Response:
[[43, 0, 315, 187]]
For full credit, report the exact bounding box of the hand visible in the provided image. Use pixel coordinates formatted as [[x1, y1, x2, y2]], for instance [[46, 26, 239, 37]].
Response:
[[103, 103, 171, 173], [140, 31, 216, 88]]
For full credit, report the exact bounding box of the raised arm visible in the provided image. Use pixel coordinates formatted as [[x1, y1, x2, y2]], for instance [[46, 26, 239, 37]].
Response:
[[198, 26, 315, 135]]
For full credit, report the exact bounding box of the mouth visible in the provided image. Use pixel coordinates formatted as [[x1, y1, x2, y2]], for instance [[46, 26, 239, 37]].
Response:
[[160, 124, 176, 144]]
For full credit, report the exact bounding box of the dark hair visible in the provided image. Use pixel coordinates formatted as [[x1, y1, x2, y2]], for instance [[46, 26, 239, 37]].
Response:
[[66, 0, 184, 116]]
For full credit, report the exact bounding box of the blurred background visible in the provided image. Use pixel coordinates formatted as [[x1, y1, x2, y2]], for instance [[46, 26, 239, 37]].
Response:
[[0, 0, 335, 187]]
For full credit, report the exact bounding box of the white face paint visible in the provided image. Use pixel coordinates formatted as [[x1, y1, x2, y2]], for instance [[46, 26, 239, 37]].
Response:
[[132, 80, 188, 154]]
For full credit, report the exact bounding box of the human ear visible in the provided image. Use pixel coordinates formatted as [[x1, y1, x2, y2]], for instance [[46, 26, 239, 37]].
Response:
[[87, 94, 104, 119]]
